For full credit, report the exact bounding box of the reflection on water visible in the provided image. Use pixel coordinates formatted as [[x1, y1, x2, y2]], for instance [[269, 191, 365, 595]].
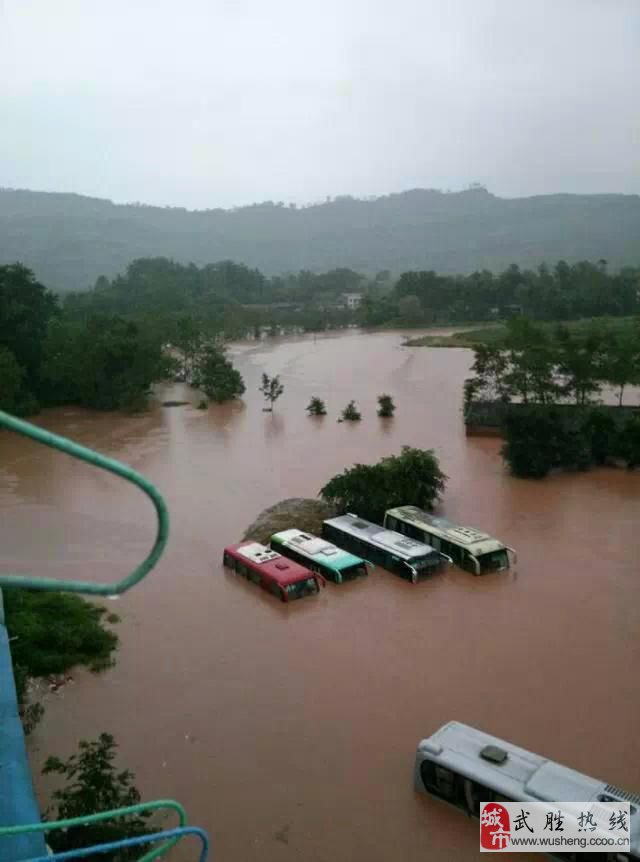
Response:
[[1, 329, 639, 862]]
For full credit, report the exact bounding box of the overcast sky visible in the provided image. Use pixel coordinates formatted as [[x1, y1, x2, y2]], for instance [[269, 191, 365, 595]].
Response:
[[0, 0, 638, 209]]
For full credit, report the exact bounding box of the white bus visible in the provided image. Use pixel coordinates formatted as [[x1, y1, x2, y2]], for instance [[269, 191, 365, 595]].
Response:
[[384, 506, 516, 575], [322, 513, 451, 583], [415, 721, 639, 861]]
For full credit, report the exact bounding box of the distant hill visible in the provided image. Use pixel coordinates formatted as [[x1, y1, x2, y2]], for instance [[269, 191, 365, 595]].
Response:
[[1, 186, 639, 292]]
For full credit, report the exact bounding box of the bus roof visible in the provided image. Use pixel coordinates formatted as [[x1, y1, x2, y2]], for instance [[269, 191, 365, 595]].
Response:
[[225, 542, 315, 586], [324, 514, 436, 561], [418, 720, 640, 852], [271, 529, 364, 570], [386, 506, 506, 557]]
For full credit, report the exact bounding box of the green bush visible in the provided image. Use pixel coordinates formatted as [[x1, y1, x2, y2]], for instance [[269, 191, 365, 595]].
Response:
[[44, 733, 153, 861], [320, 446, 446, 522], [341, 400, 361, 421], [4, 591, 119, 701], [502, 406, 640, 477], [377, 394, 395, 417], [306, 396, 327, 416]]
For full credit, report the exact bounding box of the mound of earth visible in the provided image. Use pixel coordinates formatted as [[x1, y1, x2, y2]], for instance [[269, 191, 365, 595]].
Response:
[[242, 498, 336, 545]]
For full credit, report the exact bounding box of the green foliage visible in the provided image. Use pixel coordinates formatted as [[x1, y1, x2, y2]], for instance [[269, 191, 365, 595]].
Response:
[[0, 264, 58, 408], [617, 414, 640, 469], [467, 317, 640, 409], [320, 446, 446, 522], [306, 396, 327, 416], [393, 261, 640, 325], [340, 400, 361, 421], [192, 343, 245, 403], [43, 315, 167, 410], [43, 733, 152, 861], [0, 345, 38, 415], [2, 187, 640, 294], [377, 394, 395, 417], [4, 591, 119, 699], [259, 373, 284, 410], [502, 406, 640, 477]]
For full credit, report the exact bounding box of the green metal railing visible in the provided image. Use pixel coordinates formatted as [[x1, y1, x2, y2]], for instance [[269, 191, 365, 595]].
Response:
[[0, 411, 199, 859], [0, 410, 169, 596], [0, 800, 188, 862]]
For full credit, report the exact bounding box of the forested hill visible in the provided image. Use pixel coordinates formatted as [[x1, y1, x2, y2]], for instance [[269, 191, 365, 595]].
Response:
[[1, 186, 639, 292]]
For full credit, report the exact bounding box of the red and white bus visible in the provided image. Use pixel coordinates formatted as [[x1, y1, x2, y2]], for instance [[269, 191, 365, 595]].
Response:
[[223, 541, 326, 602]]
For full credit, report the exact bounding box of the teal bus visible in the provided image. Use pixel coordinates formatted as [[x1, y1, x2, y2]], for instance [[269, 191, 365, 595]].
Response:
[[270, 529, 369, 584]]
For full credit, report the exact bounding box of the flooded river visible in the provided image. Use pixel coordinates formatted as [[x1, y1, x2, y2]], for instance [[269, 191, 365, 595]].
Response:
[[1, 329, 639, 861]]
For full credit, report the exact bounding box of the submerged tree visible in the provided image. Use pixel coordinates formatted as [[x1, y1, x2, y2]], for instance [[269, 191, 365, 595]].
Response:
[[44, 734, 153, 861], [192, 344, 245, 403], [341, 400, 361, 421], [377, 394, 396, 417], [320, 446, 446, 522], [306, 396, 327, 416], [259, 373, 284, 411]]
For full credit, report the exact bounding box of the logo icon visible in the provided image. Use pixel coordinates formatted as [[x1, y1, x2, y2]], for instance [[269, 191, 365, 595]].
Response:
[[480, 803, 511, 850]]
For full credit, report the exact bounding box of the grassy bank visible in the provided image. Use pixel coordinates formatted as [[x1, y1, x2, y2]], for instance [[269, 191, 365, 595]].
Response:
[[405, 316, 640, 348]]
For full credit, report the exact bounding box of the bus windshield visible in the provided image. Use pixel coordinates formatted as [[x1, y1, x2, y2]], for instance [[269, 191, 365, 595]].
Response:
[[412, 555, 441, 573], [478, 550, 508, 573], [285, 578, 319, 600], [340, 563, 368, 580]]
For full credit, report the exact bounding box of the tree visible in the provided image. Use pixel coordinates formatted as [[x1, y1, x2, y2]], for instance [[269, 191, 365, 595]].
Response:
[[604, 329, 640, 406], [192, 343, 245, 403], [377, 394, 395, 417], [340, 400, 361, 421], [320, 446, 446, 522], [306, 396, 327, 416], [0, 345, 33, 415], [617, 413, 640, 469], [555, 324, 604, 405], [469, 344, 510, 403], [0, 263, 58, 402], [43, 316, 168, 411], [259, 373, 284, 411], [43, 734, 153, 861]]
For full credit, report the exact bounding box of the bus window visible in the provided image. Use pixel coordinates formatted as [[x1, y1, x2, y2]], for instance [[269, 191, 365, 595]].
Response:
[[420, 761, 465, 809], [249, 570, 261, 585], [268, 579, 282, 600], [223, 551, 234, 568], [341, 563, 367, 580], [386, 515, 398, 530], [285, 578, 319, 600], [478, 550, 509, 573], [464, 779, 495, 817], [237, 561, 249, 577]]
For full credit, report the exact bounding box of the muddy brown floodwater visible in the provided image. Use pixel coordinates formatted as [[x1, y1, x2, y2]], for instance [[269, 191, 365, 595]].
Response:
[[1, 329, 639, 862]]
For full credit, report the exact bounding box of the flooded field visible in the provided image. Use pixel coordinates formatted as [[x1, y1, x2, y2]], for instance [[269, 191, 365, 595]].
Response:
[[1, 329, 639, 861]]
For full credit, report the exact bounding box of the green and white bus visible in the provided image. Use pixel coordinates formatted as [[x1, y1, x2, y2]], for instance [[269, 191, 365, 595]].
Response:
[[384, 506, 516, 575], [270, 529, 369, 584]]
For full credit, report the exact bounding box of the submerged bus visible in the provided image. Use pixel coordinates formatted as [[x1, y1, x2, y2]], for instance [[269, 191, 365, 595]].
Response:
[[223, 541, 325, 602], [322, 513, 450, 583], [270, 529, 369, 584], [415, 721, 639, 861], [384, 506, 515, 575]]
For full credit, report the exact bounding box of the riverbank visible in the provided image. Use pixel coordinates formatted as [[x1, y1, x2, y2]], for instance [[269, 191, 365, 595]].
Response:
[[405, 315, 640, 348]]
